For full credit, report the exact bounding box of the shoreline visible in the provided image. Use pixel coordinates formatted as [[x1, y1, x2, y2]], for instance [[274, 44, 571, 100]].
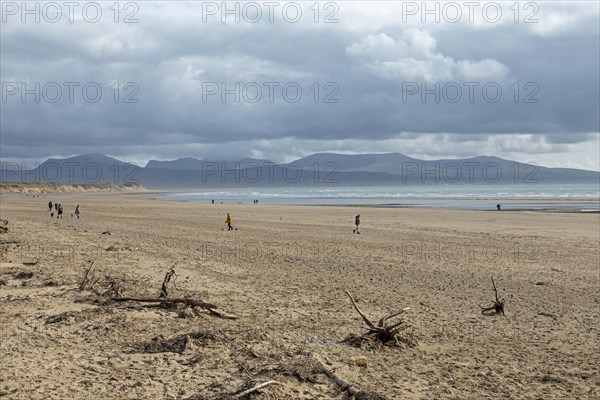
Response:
[[8, 190, 598, 212], [151, 191, 600, 212], [307, 204, 600, 213]]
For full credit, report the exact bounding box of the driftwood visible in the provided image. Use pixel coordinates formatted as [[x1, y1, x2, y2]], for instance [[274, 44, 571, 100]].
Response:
[[111, 269, 238, 319], [111, 296, 217, 309], [479, 277, 505, 315], [160, 269, 176, 297], [316, 357, 387, 400], [344, 290, 415, 347], [207, 308, 238, 320], [231, 380, 281, 399], [102, 281, 121, 298], [79, 260, 99, 290], [110, 297, 238, 319]]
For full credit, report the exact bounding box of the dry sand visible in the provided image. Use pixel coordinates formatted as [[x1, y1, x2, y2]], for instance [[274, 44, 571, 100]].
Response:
[[0, 192, 598, 399]]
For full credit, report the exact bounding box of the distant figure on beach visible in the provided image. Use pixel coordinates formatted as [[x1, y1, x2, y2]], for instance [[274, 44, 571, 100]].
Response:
[[48, 201, 53, 212], [75, 205, 80, 219], [497, 204, 501, 211], [226, 212, 233, 230], [57, 204, 63, 219], [54, 203, 58, 211], [353, 214, 361, 234], [212, 199, 214, 204]]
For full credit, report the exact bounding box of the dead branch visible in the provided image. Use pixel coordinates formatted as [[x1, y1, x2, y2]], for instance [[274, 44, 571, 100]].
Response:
[[22, 261, 38, 266], [111, 297, 237, 318], [101, 281, 121, 298], [160, 269, 176, 298], [111, 297, 217, 309], [316, 357, 387, 400], [479, 277, 505, 315], [346, 290, 377, 329], [111, 268, 237, 318], [78, 260, 97, 291], [344, 290, 415, 348], [207, 308, 238, 319], [231, 380, 281, 399]]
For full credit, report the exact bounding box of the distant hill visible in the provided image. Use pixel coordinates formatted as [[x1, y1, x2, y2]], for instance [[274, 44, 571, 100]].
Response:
[[290, 152, 419, 173], [289, 153, 600, 185], [1, 152, 598, 189], [235, 157, 274, 166], [291, 154, 525, 175], [145, 157, 274, 170], [39, 153, 123, 168], [29, 153, 139, 185], [146, 157, 205, 170], [290, 152, 420, 174]]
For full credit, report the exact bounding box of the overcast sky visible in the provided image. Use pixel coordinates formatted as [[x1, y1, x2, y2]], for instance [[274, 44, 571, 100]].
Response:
[[1, 1, 599, 170]]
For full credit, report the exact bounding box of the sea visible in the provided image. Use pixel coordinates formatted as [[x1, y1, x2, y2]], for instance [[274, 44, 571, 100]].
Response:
[[157, 183, 600, 211]]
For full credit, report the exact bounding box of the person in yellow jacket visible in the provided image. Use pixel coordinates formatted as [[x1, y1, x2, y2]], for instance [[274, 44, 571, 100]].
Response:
[[225, 212, 234, 230]]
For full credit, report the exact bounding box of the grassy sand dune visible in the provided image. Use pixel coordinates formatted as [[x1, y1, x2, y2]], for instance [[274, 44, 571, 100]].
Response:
[[0, 182, 146, 195], [0, 193, 598, 399]]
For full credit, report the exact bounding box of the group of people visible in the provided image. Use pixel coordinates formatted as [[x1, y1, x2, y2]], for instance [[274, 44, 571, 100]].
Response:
[[48, 201, 63, 218], [48, 201, 80, 219]]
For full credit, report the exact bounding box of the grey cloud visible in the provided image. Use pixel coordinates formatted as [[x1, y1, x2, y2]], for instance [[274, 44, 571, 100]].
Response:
[[1, 1, 598, 169]]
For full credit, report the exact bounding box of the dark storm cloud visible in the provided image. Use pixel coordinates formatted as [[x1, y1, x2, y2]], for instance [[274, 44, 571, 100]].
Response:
[[0, 1, 598, 168]]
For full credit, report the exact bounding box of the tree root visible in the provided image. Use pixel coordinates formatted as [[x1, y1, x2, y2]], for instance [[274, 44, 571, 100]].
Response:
[[344, 290, 416, 348], [478, 277, 505, 315]]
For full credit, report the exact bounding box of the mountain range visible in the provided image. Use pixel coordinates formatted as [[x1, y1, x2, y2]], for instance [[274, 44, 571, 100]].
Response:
[[1, 152, 598, 189]]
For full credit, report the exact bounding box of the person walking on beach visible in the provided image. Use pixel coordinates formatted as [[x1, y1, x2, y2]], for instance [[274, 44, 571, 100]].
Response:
[[57, 204, 63, 219], [353, 214, 361, 234], [75, 205, 80, 219], [48, 201, 53, 212], [54, 202, 58, 211], [226, 212, 234, 230], [496, 204, 502, 211]]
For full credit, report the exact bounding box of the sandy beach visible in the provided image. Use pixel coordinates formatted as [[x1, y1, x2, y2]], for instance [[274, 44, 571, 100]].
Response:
[[0, 192, 598, 399]]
